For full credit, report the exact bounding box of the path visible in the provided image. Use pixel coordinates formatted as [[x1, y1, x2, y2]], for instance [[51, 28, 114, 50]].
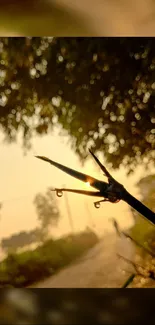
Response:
[[32, 233, 135, 288]]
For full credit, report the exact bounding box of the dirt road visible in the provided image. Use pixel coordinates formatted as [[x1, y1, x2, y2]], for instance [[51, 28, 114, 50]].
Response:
[[32, 233, 135, 288]]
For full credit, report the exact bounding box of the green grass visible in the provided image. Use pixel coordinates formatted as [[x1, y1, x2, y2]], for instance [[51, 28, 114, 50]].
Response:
[[0, 230, 99, 287]]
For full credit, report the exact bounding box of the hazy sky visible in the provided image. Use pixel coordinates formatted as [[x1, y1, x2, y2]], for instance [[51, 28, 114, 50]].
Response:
[[0, 124, 154, 241]]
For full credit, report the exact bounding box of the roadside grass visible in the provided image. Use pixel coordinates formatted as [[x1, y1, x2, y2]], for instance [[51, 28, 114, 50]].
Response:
[[129, 216, 155, 254], [118, 217, 155, 288], [0, 229, 98, 287]]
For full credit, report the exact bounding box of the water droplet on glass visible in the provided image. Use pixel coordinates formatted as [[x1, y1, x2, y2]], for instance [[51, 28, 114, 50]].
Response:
[[56, 190, 63, 197], [94, 202, 100, 208]]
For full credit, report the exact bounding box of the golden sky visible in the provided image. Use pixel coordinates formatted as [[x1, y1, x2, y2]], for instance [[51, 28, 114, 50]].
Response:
[[0, 125, 154, 241]]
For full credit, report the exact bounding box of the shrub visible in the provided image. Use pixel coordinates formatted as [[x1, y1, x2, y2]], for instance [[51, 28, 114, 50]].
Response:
[[0, 230, 98, 287]]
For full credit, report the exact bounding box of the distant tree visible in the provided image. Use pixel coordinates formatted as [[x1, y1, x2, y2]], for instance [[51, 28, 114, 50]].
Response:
[[33, 188, 60, 241], [137, 175, 155, 210], [1, 228, 40, 253], [0, 38, 155, 173], [0, 203, 2, 218]]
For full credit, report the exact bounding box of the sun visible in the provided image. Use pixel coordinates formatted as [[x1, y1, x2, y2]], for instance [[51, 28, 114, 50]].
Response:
[[86, 181, 90, 187]]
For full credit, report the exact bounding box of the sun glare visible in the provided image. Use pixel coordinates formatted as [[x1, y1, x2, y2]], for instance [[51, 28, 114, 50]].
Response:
[[86, 181, 90, 187]]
